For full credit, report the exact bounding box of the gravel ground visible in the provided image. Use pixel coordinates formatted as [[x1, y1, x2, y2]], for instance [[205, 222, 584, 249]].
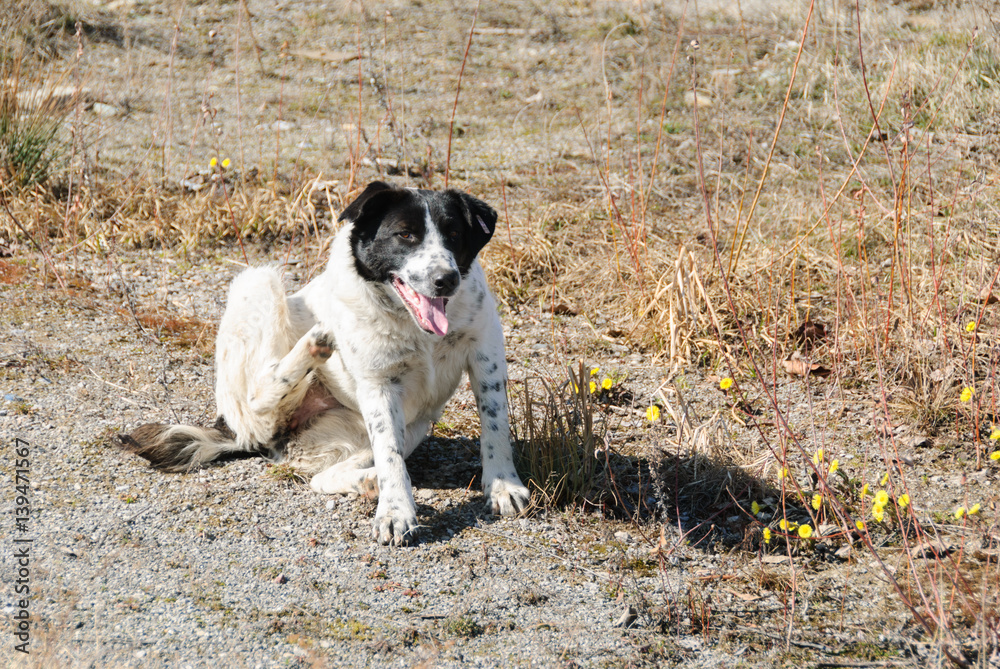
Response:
[[0, 245, 966, 668], [0, 247, 725, 668]]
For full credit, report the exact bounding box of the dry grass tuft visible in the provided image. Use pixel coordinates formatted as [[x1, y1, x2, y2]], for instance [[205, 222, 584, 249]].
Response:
[[118, 307, 216, 355], [0, 58, 66, 189], [510, 362, 603, 509]]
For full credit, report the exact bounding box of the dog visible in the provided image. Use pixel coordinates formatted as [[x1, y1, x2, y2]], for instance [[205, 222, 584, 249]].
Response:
[[120, 181, 530, 545]]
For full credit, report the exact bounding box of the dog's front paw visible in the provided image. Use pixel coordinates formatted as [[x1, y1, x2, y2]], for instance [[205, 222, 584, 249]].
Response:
[[306, 326, 335, 361], [372, 501, 418, 546], [486, 476, 531, 516]]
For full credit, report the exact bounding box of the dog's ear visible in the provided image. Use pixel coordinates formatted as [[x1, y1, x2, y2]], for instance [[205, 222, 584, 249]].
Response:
[[338, 181, 400, 225], [449, 190, 498, 255]]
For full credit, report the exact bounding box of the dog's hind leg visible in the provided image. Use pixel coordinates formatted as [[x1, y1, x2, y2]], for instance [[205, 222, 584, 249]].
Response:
[[216, 267, 332, 449], [293, 410, 378, 495], [310, 452, 377, 496], [246, 325, 334, 417], [308, 418, 428, 497]]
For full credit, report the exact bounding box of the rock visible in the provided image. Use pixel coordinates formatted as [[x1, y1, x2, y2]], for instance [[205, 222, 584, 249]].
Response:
[[273, 573, 288, 584], [613, 604, 638, 628], [683, 90, 714, 108], [91, 102, 119, 117], [762, 555, 790, 565], [17, 85, 93, 112], [818, 524, 838, 537], [913, 539, 956, 559]]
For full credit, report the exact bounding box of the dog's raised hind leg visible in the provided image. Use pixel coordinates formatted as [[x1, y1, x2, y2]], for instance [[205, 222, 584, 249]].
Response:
[[247, 325, 335, 416]]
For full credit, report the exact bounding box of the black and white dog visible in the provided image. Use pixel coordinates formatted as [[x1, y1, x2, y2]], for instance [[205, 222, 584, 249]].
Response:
[[122, 181, 530, 545]]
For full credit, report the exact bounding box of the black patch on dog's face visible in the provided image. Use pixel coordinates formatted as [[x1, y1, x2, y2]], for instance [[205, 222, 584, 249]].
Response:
[[338, 182, 498, 284], [340, 183, 429, 283], [422, 189, 496, 276]]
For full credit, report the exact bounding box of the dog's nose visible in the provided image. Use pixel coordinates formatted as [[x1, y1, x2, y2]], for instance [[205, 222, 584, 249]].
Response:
[[433, 270, 460, 295]]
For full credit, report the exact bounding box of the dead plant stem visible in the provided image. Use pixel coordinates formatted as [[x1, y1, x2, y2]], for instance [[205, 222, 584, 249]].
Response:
[[445, 1, 480, 188]]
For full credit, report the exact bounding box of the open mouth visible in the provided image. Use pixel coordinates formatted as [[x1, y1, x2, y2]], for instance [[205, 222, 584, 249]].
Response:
[[392, 276, 449, 336]]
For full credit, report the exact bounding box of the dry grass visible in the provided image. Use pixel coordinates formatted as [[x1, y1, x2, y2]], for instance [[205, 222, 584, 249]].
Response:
[[510, 363, 603, 509], [119, 307, 215, 355]]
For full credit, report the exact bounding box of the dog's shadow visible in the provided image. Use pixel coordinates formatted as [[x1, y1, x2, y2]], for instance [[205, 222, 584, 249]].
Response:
[[403, 436, 500, 544]]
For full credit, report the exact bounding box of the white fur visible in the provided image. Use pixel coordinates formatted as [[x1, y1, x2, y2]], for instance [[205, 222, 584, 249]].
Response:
[[214, 216, 530, 545]]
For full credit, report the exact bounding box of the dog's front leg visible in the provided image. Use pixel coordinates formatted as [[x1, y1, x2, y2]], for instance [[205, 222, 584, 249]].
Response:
[[356, 381, 418, 545], [469, 328, 531, 516]]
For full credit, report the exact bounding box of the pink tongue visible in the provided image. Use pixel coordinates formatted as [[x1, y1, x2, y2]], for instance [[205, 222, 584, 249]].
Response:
[[413, 294, 449, 336]]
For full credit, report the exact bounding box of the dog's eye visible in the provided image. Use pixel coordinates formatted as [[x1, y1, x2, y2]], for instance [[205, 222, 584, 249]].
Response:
[[397, 232, 414, 241]]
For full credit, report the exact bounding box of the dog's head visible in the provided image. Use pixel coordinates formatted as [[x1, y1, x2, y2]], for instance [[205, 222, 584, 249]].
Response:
[[338, 181, 497, 336]]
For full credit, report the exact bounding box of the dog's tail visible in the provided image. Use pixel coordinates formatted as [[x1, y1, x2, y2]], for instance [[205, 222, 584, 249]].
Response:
[[117, 417, 263, 472]]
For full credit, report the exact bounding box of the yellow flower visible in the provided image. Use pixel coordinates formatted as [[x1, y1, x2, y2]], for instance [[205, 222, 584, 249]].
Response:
[[779, 519, 790, 531], [855, 520, 866, 531], [719, 377, 734, 390], [763, 528, 772, 544], [955, 506, 966, 520], [966, 320, 977, 333], [589, 381, 596, 393], [970, 503, 981, 516], [798, 524, 813, 539], [780, 466, 790, 479], [874, 490, 889, 507], [812, 448, 824, 465], [751, 501, 761, 516], [990, 428, 1000, 441], [209, 157, 218, 168], [861, 483, 870, 498], [829, 459, 839, 474], [897, 494, 910, 509], [602, 377, 613, 390], [991, 451, 1000, 461], [872, 504, 885, 522], [221, 158, 231, 168], [811, 494, 822, 511], [646, 405, 660, 422], [961, 387, 974, 403], [880, 472, 889, 486], [590, 367, 600, 376]]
